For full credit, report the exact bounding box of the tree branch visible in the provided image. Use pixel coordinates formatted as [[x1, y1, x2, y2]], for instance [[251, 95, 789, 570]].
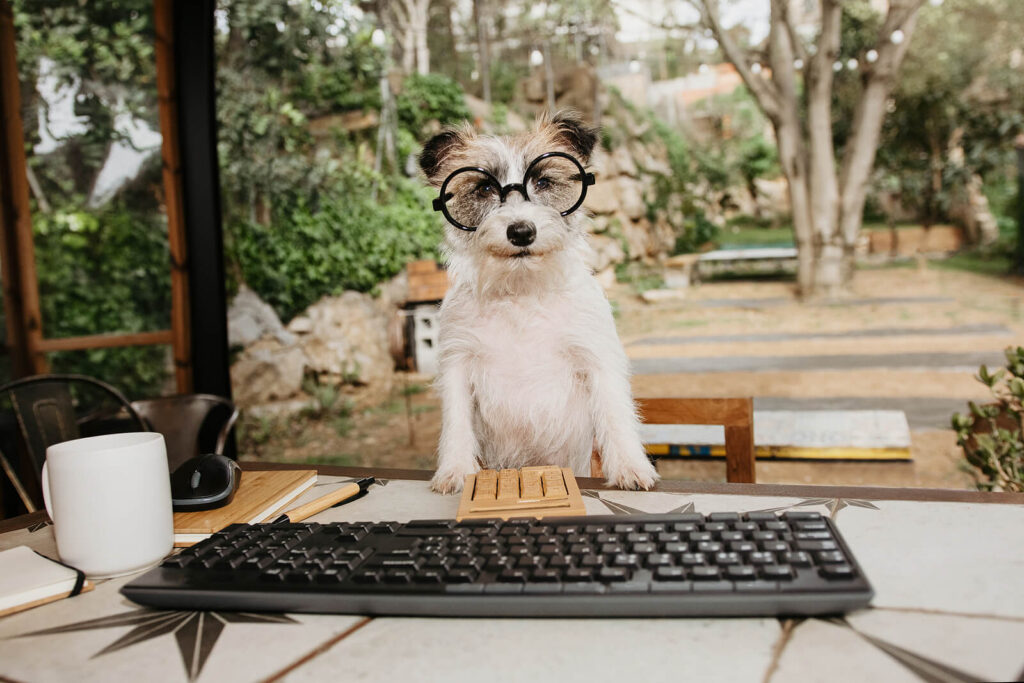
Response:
[[692, 0, 780, 120]]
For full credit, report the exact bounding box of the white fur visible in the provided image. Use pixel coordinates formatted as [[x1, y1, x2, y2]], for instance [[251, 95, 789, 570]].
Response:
[[429, 141, 659, 494]]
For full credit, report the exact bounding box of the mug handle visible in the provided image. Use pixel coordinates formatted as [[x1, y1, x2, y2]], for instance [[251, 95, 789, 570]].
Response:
[[41, 461, 55, 519]]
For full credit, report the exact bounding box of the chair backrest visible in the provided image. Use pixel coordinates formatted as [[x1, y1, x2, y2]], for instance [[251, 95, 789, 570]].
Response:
[[130, 394, 239, 473], [590, 397, 756, 484], [0, 374, 145, 513]]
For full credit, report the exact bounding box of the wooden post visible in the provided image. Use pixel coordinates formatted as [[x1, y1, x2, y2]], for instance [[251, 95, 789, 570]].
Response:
[[0, 0, 46, 376], [154, 0, 193, 393]]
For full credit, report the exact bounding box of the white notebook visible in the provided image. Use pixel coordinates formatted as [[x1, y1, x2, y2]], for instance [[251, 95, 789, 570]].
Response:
[[0, 546, 93, 617]]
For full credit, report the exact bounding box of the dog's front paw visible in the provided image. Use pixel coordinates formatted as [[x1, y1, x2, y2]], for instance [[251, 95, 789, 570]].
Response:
[[430, 462, 480, 495], [603, 455, 660, 491]]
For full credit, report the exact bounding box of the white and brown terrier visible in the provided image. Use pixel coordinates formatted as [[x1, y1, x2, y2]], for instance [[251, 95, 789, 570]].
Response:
[[420, 111, 658, 494]]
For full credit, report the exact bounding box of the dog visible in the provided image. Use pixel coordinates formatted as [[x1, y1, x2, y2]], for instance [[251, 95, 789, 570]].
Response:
[[419, 111, 659, 494]]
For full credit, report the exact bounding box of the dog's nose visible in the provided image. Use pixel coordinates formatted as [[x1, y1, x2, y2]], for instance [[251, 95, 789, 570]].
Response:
[[506, 221, 536, 247]]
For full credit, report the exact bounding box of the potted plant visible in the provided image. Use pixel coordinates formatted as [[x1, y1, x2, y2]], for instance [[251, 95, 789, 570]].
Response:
[[952, 347, 1024, 493]]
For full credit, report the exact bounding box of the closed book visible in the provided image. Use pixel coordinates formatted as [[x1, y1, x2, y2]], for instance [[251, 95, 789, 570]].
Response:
[[0, 546, 94, 617], [173, 469, 316, 546]]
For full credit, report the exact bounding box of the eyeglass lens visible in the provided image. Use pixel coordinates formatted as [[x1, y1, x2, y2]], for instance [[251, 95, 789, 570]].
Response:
[[440, 155, 586, 229]]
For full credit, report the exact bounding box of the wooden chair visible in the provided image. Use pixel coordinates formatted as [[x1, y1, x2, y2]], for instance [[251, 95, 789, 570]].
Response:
[[590, 398, 756, 483]]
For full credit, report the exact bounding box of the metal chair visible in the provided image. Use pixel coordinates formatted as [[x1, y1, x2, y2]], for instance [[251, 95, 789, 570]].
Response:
[[590, 397, 756, 483], [0, 374, 146, 513], [130, 394, 239, 474]]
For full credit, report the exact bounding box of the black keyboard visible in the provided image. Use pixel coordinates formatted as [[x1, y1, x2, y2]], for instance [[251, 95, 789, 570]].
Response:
[[122, 512, 873, 617]]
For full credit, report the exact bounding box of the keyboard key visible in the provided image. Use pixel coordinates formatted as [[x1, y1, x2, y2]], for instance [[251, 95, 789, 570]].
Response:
[[817, 551, 847, 564], [692, 581, 733, 593], [654, 566, 687, 581], [599, 567, 628, 582], [709, 513, 740, 522], [796, 540, 838, 552], [689, 566, 721, 580], [613, 554, 641, 568], [745, 512, 777, 522], [735, 580, 778, 593], [498, 569, 529, 583], [564, 567, 595, 581], [645, 553, 673, 567], [761, 564, 794, 580], [782, 511, 823, 521], [725, 565, 756, 580], [820, 564, 856, 580]]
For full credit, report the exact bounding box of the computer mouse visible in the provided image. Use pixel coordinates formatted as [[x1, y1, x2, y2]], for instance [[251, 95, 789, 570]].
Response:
[[170, 453, 241, 512]]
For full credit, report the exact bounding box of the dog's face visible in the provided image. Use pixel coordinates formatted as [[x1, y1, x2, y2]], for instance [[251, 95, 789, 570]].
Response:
[[420, 113, 598, 274]]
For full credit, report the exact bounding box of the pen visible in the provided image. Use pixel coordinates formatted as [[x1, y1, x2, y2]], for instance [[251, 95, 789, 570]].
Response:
[[271, 476, 375, 524]]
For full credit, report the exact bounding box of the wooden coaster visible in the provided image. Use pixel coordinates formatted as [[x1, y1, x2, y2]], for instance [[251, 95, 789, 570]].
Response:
[[456, 466, 586, 521]]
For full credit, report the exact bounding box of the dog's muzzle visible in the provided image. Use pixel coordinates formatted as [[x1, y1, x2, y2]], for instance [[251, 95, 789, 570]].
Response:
[[507, 221, 536, 247]]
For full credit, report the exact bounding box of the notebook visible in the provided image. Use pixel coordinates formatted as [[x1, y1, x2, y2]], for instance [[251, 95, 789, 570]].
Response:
[[173, 469, 317, 546], [0, 546, 94, 617]]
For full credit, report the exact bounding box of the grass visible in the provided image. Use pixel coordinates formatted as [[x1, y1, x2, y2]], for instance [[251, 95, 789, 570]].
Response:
[[715, 220, 946, 250], [717, 224, 794, 248], [930, 250, 1015, 277]]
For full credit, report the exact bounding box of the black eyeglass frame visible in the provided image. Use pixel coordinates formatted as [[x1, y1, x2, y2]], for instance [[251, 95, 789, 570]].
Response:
[[431, 151, 596, 232]]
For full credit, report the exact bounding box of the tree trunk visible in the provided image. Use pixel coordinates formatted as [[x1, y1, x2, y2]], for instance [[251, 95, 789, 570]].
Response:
[[473, 0, 491, 105], [414, 0, 430, 76]]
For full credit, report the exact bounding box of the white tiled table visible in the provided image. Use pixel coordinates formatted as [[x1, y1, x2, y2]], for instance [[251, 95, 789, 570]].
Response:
[[1, 466, 1022, 683]]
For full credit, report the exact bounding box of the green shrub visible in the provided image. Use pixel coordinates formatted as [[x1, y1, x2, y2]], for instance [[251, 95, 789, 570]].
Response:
[[952, 347, 1024, 493], [32, 196, 171, 397], [396, 73, 471, 137], [230, 171, 441, 321]]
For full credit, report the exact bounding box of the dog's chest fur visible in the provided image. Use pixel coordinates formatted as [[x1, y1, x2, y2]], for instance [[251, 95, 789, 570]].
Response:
[[441, 288, 599, 472]]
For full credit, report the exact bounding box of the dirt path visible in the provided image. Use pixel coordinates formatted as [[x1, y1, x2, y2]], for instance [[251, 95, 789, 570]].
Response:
[[242, 265, 1024, 491]]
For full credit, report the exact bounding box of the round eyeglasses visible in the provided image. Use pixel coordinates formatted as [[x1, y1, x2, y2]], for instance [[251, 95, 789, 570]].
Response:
[[431, 151, 596, 231]]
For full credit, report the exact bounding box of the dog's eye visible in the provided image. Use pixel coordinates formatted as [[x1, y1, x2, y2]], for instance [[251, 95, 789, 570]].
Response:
[[535, 177, 552, 190], [474, 182, 496, 198]]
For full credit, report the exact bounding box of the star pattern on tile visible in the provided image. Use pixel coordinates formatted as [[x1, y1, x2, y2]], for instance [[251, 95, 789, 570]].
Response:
[[581, 489, 695, 516], [752, 497, 879, 519], [824, 617, 980, 682], [19, 608, 297, 681]]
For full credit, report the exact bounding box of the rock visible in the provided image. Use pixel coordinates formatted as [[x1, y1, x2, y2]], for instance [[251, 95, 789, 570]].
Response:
[[612, 145, 638, 178], [300, 292, 395, 404], [589, 214, 611, 234], [620, 215, 651, 258], [227, 285, 294, 347], [583, 180, 620, 214], [230, 339, 307, 406], [616, 178, 647, 221], [592, 148, 617, 178], [586, 233, 626, 272], [288, 316, 313, 334]]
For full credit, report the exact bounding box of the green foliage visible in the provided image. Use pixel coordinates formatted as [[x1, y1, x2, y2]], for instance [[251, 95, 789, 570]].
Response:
[[33, 197, 172, 397], [396, 73, 472, 137], [673, 211, 719, 254], [952, 347, 1024, 492], [614, 262, 664, 294], [230, 171, 441, 321]]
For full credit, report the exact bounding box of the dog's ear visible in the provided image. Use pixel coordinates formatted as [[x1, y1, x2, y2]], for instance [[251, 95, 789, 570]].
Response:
[[419, 129, 465, 185], [551, 111, 599, 162]]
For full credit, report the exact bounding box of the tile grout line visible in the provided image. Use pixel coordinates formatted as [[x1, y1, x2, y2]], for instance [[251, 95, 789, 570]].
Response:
[[873, 606, 1024, 623], [259, 617, 373, 683], [761, 618, 799, 683]]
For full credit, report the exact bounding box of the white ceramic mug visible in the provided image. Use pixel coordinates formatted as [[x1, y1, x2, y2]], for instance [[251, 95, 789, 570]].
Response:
[[42, 432, 174, 578]]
